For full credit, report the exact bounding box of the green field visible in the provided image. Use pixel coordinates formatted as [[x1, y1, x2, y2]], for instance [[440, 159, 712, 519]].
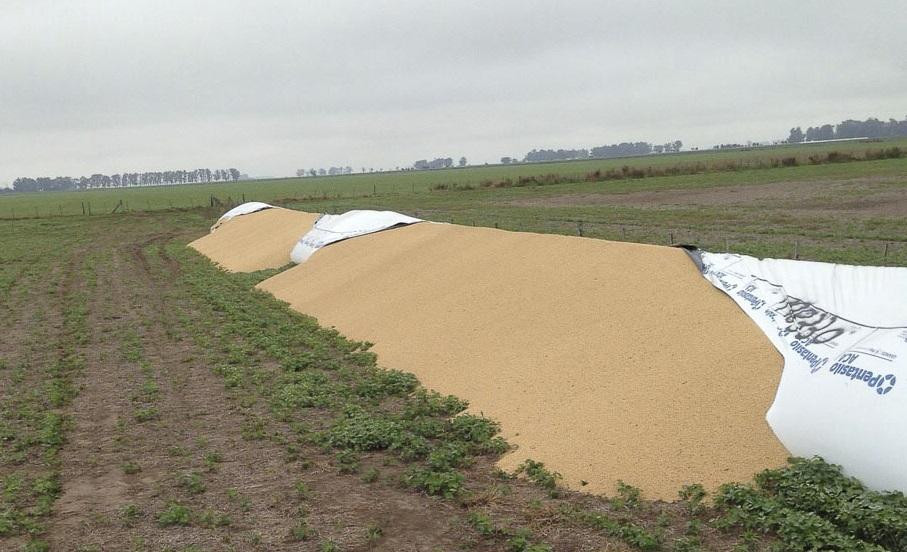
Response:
[[3, 137, 906, 219]]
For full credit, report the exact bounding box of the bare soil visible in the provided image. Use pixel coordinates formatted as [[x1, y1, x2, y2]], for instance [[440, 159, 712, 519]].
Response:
[[510, 176, 907, 216]]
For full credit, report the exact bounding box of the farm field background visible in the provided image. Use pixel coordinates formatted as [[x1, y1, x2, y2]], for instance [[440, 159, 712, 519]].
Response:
[[3, 141, 907, 550], [3, 137, 906, 219], [5, 138, 907, 267]]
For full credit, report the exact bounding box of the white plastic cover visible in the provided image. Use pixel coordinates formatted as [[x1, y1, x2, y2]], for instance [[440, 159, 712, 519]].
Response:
[[211, 202, 274, 231], [290, 210, 423, 264], [698, 251, 907, 493]]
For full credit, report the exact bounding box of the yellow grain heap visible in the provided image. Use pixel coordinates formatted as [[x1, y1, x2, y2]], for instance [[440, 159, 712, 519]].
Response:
[[255, 222, 787, 500], [188, 208, 319, 272]]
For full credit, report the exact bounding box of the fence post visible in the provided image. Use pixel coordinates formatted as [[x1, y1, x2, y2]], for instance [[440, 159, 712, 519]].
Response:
[[794, 240, 800, 260], [82, 202, 86, 215], [577, 221, 584, 237], [884, 242, 889, 264], [670, 232, 674, 245]]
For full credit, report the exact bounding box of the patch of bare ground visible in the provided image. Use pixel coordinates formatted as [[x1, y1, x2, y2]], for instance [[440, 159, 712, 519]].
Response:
[[510, 175, 907, 216], [47, 235, 306, 550]]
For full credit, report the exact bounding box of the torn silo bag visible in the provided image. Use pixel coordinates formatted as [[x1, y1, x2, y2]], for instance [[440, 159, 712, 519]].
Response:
[[697, 251, 907, 493]]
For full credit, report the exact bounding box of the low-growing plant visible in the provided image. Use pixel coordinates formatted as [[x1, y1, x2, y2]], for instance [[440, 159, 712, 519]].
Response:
[[133, 406, 159, 423], [360, 467, 379, 483], [467, 510, 497, 537], [714, 457, 907, 551], [365, 521, 383, 542], [405, 466, 465, 498], [613, 480, 642, 510], [516, 459, 561, 498], [157, 502, 192, 526], [176, 471, 206, 495], [678, 483, 706, 514]]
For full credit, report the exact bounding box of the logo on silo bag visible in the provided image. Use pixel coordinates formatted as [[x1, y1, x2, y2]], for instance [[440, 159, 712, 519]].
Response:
[[775, 297, 846, 345], [827, 352, 897, 396]]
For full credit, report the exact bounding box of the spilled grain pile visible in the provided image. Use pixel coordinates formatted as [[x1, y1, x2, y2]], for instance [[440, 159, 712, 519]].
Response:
[[256, 223, 788, 500], [189, 208, 319, 272]]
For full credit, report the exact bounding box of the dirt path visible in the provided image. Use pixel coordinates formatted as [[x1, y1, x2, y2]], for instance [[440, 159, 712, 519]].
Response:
[[48, 231, 313, 550]]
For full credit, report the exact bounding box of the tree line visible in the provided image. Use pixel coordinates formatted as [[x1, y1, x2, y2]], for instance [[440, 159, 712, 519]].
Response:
[[787, 116, 907, 143], [12, 168, 241, 193], [413, 157, 467, 170], [521, 140, 683, 163]]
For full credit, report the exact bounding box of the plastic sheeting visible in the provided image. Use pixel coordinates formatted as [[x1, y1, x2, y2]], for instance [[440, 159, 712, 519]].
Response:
[[211, 202, 274, 231], [697, 251, 907, 493], [290, 210, 422, 264]]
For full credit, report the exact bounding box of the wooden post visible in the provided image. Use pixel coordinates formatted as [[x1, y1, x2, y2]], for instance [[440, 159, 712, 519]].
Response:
[[82, 202, 86, 215], [794, 240, 800, 260], [884, 242, 889, 264], [577, 221, 584, 237], [670, 232, 674, 245]]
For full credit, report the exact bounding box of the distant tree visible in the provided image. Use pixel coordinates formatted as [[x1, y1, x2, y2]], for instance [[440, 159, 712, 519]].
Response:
[[296, 169, 306, 177], [500, 157, 512, 164], [673, 140, 683, 152], [795, 115, 907, 142], [787, 127, 805, 143], [589, 143, 649, 159], [458, 156, 467, 167]]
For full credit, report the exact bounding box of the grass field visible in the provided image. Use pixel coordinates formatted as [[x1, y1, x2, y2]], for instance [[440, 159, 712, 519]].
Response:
[[3, 142, 907, 550], [2, 137, 906, 219]]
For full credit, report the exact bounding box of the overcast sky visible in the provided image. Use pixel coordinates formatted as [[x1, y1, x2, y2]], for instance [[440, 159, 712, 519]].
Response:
[[1, 0, 905, 184]]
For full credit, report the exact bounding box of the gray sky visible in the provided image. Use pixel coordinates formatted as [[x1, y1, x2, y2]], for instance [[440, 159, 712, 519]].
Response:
[[2, 0, 906, 184]]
